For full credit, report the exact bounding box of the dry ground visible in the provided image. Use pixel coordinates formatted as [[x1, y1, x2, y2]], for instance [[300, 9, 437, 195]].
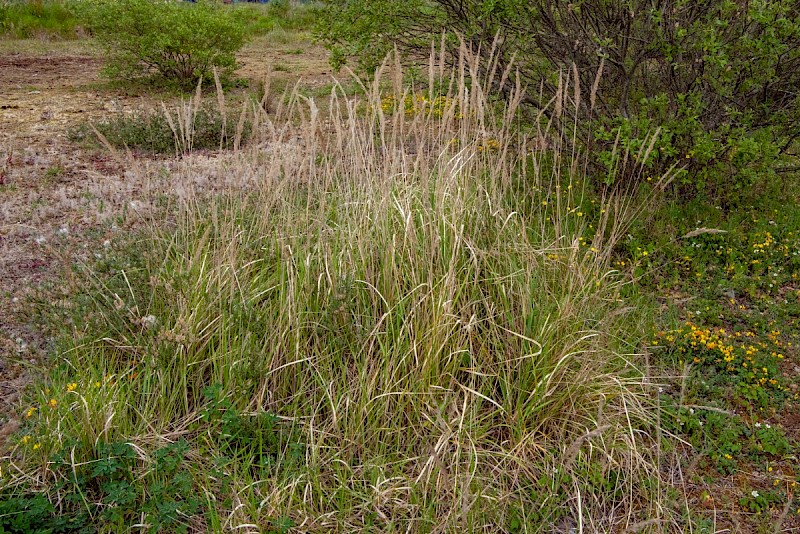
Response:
[[0, 34, 333, 440]]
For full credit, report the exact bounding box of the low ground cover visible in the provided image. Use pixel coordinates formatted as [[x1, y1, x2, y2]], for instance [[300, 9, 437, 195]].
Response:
[[621, 195, 800, 531]]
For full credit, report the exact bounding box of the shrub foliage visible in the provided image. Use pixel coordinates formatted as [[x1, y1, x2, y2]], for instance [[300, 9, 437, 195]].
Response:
[[318, 0, 800, 201], [74, 0, 246, 87]]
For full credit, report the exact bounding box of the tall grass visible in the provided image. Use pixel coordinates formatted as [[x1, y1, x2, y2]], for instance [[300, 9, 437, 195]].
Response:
[[3, 44, 676, 532]]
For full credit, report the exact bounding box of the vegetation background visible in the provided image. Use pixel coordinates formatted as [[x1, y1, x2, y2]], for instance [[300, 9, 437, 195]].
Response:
[[0, 0, 799, 532]]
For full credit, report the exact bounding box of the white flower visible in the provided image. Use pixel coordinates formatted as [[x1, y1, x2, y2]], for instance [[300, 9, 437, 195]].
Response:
[[751, 490, 760, 498], [755, 423, 762, 428], [766, 424, 771, 429], [34, 236, 46, 245], [141, 315, 158, 329]]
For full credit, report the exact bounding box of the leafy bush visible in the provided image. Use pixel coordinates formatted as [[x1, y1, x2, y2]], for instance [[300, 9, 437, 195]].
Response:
[[72, 0, 246, 87], [0, 0, 79, 39], [317, 0, 800, 203]]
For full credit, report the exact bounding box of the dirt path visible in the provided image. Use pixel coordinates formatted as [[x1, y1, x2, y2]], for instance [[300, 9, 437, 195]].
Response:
[[0, 35, 332, 441]]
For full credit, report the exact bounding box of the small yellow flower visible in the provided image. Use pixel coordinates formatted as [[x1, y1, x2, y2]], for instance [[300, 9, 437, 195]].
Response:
[[32, 443, 41, 451], [48, 399, 57, 409], [25, 407, 37, 418], [724, 453, 732, 459], [66, 383, 77, 392], [21, 435, 31, 445], [95, 381, 101, 388]]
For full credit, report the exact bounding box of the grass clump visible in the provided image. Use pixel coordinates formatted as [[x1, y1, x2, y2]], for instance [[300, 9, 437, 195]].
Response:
[[69, 108, 244, 154], [4, 49, 671, 531], [69, 85, 252, 155]]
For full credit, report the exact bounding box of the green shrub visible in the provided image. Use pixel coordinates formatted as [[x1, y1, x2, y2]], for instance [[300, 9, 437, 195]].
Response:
[[0, 0, 79, 39], [72, 0, 246, 87], [317, 0, 800, 204]]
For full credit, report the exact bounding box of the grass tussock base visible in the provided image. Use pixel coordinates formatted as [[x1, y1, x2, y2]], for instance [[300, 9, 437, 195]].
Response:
[[3, 45, 674, 532]]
